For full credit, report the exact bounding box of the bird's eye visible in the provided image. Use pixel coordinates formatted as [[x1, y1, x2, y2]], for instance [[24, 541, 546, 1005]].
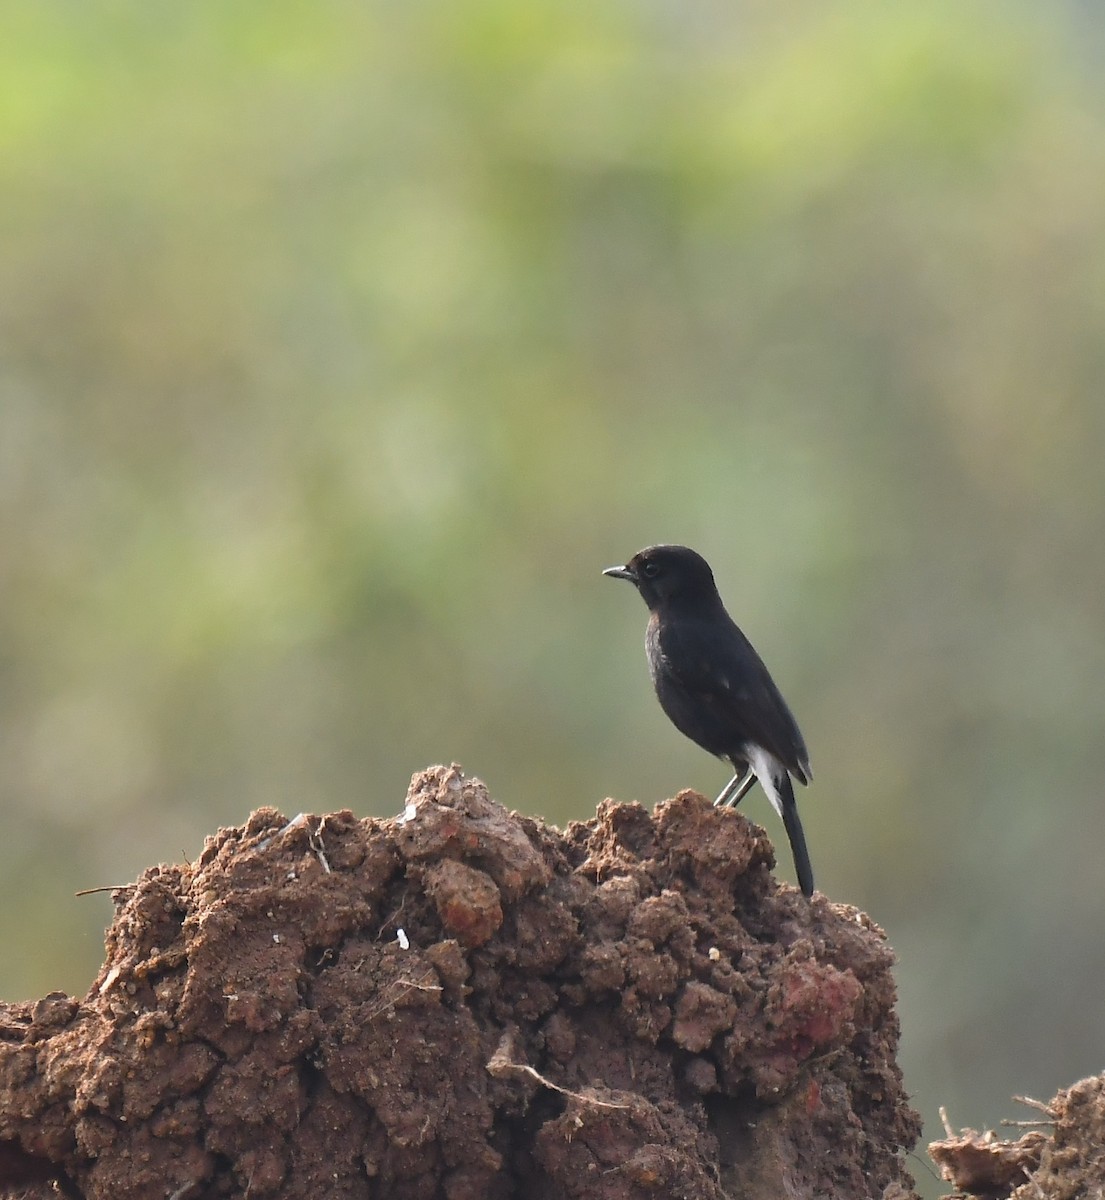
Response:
[[641, 561, 661, 579]]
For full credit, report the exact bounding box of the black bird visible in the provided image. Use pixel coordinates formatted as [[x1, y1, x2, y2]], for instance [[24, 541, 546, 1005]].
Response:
[[604, 544, 814, 897]]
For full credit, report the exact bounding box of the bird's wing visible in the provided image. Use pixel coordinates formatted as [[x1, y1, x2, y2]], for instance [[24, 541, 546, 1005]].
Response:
[[656, 616, 811, 783]]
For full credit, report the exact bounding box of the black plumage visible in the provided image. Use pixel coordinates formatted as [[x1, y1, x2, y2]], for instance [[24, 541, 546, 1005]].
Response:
[[604, 544, 814, 897]]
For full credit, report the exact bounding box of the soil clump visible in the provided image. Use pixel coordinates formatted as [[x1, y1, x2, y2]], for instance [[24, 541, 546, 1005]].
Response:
[[930, 1074, 1105, 1199], [0, 764, 920, 1199]]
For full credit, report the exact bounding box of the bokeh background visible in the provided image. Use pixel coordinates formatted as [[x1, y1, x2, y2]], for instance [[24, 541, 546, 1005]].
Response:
[[3, 1, 1104, 1192]]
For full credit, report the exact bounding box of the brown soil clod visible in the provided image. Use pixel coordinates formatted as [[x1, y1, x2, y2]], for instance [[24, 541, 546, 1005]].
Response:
[[0, 764, 921, 1199], [930, 1075, 1105, 1199]]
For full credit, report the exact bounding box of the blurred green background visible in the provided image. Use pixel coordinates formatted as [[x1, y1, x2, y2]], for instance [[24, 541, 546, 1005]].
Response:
[[2, 0, 1103, 1192]]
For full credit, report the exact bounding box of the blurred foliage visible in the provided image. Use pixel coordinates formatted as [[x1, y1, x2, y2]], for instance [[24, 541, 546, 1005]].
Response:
[[2, 1, 1104, 1193]]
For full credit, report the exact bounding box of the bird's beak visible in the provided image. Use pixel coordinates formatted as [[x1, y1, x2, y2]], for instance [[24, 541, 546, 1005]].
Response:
[[603, 564, 636, 582]]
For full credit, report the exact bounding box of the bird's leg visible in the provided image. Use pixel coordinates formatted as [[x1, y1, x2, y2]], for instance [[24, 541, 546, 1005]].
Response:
[[714, 768, 755, 809], [720, 773, 756, 808], [713, 767, 743, 807]]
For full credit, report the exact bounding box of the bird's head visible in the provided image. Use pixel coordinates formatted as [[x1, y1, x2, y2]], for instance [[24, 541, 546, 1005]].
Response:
[[603, 544, 720, 611]]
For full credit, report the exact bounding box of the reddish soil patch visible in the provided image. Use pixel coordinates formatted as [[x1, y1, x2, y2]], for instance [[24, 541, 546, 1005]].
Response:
[[0, 764, 920, 1198]]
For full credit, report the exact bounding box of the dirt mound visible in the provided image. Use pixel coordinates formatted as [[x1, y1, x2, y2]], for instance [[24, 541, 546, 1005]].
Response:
[[930, 1074, 1105, 1199], [0, 764, 920, 1199]]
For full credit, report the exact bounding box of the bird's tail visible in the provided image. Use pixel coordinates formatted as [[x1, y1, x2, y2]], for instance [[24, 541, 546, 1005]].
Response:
[[748, 746, 815, 898], [778, 774, 815, 899]]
